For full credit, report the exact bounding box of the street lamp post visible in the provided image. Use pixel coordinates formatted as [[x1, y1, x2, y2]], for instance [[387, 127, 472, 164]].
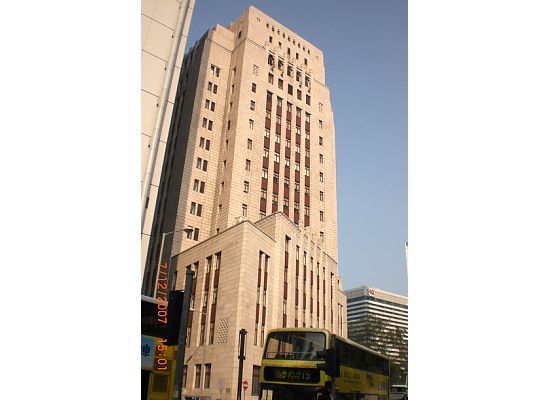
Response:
[[173, 268, 194, 400], [236, 329, 247, 400], [153, 227, 193, 298]]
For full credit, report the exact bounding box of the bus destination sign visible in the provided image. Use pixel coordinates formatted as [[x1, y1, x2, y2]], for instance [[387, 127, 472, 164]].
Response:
[[264, 367, 320, 384]]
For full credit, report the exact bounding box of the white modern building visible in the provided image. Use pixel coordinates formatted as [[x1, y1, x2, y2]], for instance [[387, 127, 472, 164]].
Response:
[[345, 286, 408, 330], [345, 285, 408, 362], [141, 0, 195, 291]]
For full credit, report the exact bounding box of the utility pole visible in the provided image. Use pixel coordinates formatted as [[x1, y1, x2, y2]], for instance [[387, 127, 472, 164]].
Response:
[[173, 268, 194, 400], [236, 329, 247, 400]]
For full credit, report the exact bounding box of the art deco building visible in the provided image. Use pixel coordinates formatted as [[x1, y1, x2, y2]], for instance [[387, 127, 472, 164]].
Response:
[[143, 6, 347, 398]]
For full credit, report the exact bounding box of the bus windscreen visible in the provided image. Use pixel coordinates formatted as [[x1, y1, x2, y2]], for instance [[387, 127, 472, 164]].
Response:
[[263, 331, 326, 360]]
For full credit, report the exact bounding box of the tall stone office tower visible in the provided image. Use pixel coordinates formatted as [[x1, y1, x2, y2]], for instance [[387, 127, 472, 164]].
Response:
[[143, 6, 347, 399]]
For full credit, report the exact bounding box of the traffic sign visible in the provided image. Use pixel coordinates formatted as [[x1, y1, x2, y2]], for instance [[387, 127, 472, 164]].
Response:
[[243, 380, 249, 391]]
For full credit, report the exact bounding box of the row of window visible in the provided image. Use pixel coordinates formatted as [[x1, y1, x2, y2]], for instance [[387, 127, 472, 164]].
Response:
[[268, 37, 310, 66], [255, 251, 269, 346], [258, 185, 323, 199], [266, 21, 312, 56], [195, 157, 208, 172], [183, 363, 211, 389], [249, 194, 323, 221], [188, 75, 222, 237], [201, 117, 213, 131], [197, 321, 215, 346], [285, 239, 335, 329], [267, 53, 311, 84], [266, 77, 311, 104], [184, 227, 200, 241], [261, 165, 324, 181], [207, 81, 218, 94], [186, 253, 222, 347], [257, 181, 325, 200], [265, 94, 324, 132], [262, 141, 324, 159], [210, 64, 220, 77], [182, 364, 261, 395], [192, 179, 205, 193], [264, 128, 313, 148], [264, 86, 326, 223], [190, 202, 202, 217], [266, 94, 314, 120]]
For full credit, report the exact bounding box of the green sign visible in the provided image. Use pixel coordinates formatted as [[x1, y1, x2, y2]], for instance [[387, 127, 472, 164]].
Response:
[[264, 367, 320, 384]]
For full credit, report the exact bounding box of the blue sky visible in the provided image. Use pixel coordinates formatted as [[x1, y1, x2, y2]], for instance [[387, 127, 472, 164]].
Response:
[[186, 0, 408, 295]]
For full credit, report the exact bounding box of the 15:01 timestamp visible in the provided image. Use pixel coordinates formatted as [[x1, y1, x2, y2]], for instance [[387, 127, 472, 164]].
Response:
[[155, 338, 169, 371]]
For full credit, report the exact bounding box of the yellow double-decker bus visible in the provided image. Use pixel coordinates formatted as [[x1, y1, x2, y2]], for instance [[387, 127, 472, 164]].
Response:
[[260, 328, 390, 400]]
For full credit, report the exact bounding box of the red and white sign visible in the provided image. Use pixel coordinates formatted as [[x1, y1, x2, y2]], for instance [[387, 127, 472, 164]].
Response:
[[242, 380, 249, 391], [368, 288, 376, 297]]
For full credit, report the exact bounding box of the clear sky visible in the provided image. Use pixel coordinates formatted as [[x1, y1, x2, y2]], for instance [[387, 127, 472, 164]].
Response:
[[185, 0, 408, 295]]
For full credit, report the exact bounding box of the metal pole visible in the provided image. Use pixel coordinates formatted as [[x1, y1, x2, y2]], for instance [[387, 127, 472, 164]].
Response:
[[236, 329, 247, 400], [154, 228, 192, 298], [141, 0, 195, 231], [330, 334, 336, 400], [173, 269, 194, 400], [153, 232, 168, 298]]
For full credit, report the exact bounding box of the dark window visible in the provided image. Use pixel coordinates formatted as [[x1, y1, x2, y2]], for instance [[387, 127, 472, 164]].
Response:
[[204, 364, 211, 388], [195, 365, 202, 388], [182, 365, 188, 388], [335, 339, 390, 375], [252, 366, 261, 396]]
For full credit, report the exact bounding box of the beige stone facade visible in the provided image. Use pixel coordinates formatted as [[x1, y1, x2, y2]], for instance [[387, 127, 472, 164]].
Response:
[[142, 6, 347, 398], [143, 5, 340, 298], [173, 212, 347, 399]]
